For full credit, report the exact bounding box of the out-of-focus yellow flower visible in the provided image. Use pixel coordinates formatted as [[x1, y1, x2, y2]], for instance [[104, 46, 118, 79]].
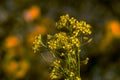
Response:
[[15, 60, 30, 78], [70, 72, 74, 77], [3, 58, 30, 79], [40, 18, 54, 33], [4, 36, 20, 48], [3, 45, 30, 79], [106, 20, 120, 37], [100, 20, 120, 52], [23, 6, 40, 21], [41, 18, 52, 26], [35, 25, 47, 35], [5, 61, 18, 74]]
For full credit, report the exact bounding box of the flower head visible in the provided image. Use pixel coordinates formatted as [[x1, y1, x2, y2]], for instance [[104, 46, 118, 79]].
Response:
[[33, 14, 92, 80]]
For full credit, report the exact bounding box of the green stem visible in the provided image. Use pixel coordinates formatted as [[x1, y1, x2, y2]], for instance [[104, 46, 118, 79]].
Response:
[[68, 53, 71, 71], [41, 42, 47, 48], [77, 50, 80, 77]]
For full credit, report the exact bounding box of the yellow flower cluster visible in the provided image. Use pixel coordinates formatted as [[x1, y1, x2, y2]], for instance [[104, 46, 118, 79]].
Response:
[[48, 14, 92, 80], [56, 14, 92, 36], [50, 59, 61, 79], [53, 59, 61, 68], [32, 14, 92, 80], [47, 32, 81, 52], [50, 71, 58, 79], [32, 34, 42, 53], [47, 32, 68, 50]]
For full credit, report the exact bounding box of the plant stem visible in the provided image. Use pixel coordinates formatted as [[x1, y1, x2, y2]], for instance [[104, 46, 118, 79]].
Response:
[[77, 50, 80, 78]]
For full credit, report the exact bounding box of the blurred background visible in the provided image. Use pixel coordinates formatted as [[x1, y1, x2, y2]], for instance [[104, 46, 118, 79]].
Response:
[[0, 0, 120, 80]]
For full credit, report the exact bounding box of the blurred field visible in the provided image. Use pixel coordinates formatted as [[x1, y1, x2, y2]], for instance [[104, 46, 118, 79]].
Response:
[[0, 0, 120, 80]]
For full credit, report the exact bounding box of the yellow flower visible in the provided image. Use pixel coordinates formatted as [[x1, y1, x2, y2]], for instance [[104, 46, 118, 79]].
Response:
[[76, 77, 81, 80], [70, 72, 75, 77], [50, 72, 58, 79]]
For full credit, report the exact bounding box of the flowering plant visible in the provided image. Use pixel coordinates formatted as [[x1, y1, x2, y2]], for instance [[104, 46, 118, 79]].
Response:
[[33, 14, 92, 80]]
